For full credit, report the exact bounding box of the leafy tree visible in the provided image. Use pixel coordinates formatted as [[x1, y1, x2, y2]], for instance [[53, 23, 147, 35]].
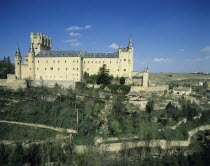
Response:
[[146, 100, 154, 115], [0, 56, 14, 79], [96, 64, 112, 85], [9, 143, 24, 166], [120, 77, 126, 85]]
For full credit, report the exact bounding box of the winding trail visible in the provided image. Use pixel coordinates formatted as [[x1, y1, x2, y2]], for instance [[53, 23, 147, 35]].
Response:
[[0, 120, 77, 134]]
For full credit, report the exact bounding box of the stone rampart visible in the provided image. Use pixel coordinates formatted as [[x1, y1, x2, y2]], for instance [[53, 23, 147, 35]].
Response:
[[32, 80, 75, 89], [130, 85, 169, 92]]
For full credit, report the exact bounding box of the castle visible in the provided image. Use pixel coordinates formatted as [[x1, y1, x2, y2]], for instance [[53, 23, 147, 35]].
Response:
[[14, 32, 149, 87]]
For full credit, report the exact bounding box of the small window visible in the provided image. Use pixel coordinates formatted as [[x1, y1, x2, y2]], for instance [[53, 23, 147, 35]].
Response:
[[51, 67, 53, 70], [37, 68, 39, 70], [124, 59, 126, 61], [17, 62, 20, 65], [45, 68, 47, 70], [30, 68, 31, 70], [53, 60, 55, 63], [66, 68, 68, 70], [46, 60, 48, 63], [73, 60, 75, 63], [124, 69, 126, 71], [77, 60, 78, 63], [58, 60, 60, 63], [58, 68, 60, 70], [38, 61, 39, 63], [84, 61, 85, 63], [77, 68, 79, 70], [73, 68, 75, 70], [65, 60, 66, 63]]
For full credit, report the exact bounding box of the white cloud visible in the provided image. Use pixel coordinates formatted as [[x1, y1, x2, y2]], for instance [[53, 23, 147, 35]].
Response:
[[200, 46, 210, 52], [109, 43, 119, 49], [64, 39, 78, 42], [84, 25, 92, 29], [187, 56, 210, 62], [153, 58, 171, 63], [70, 42, 80, 46], [69, 32, 80, 36], [66, 25, 92, 31], [179, 48, 185, 52]]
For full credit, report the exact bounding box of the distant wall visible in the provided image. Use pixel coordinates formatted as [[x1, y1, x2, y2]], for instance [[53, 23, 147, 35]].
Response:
[[130, 85, 169, 92], [0, 75, 27, 90], [32, 80, 75, 89]]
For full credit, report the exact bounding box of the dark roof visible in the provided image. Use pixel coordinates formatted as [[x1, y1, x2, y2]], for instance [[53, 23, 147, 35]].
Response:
[[36, 50, 119, 58]]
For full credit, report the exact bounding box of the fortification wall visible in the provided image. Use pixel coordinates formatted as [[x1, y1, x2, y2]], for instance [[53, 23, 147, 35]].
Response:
[[0, 79, 7, 86], [130, 85, 169, 92], [32, 80, 75, 89]]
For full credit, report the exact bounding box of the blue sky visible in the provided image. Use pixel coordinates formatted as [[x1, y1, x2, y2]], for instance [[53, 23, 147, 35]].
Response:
[[0, 0, 210, 72]]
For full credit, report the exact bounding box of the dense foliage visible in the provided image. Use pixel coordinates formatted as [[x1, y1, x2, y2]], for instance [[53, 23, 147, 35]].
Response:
[[0, 56, 14, 79]]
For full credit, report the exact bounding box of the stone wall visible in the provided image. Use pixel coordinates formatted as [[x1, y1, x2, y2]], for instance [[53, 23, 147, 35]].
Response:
[[31, 80, 75, 89], [130, 85, 169, 92]]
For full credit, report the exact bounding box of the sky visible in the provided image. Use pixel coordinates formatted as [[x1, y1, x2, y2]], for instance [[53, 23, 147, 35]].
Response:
[[0, 0, 210, 73]]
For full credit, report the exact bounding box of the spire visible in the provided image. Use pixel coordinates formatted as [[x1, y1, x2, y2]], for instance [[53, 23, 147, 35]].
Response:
[[15, 45, 21, 56], [128, 35, 133, 48], [29, 43, 35, 52]]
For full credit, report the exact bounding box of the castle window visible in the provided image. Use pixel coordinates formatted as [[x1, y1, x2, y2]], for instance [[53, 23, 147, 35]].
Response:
[[51, 67, 53, 70], [37, 68, 39, 70], [110, 61, 111, 63], [73, 60, 75, 63], [88, 61, 89, 63], [77, 74, 78, 76], [45, 68, 47, 70], [65, 60, 66, 63], [17, 62, 20, 65], [124, 59, 126, 61], [118, 69, 119, 71], [77, 68, 79, 70], [46, 60, 48, 63], [103, 61, 105, 63], [96, 61, 97, 63], [58, 68, 60, 70], [30, 68, 31, 70], [53, 60, 55, 63], [99, 61, 101, 63], [77, 60, 78, 63], [66, 68, 68, 70], [38, 61, 39, 63], [73, 68, 75, 70], [92, 61, 93, 63], [58, 60, 60, 63], [124, 69, 126, 71]]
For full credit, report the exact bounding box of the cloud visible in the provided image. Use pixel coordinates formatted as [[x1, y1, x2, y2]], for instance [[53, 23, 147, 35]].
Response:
[[64, 39, 78, 42], [84, 25, 92, 29], [109, 43, 119, 49], [187, 56, 210, 62], [153, 58, 171, 63], [200, 46, 210, 52], [69, 32, 80, 36], [179, 48, 185, 52], [70, 42, 80, 46], [66, 25, 92, 31]]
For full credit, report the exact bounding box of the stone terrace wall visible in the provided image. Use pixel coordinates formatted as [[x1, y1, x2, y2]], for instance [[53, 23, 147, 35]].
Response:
[[130, 85, 169, 92]]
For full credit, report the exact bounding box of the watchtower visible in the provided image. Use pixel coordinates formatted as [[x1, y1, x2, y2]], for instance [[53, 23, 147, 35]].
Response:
[[30, 32, 51, 55]]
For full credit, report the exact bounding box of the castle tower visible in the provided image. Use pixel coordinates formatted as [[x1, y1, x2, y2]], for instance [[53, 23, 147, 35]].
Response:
[[30, 32, 51, 55], [14, 46, 22, 79], [143, 67, 149, 87], [27, 43, 35, 80], [118, 36, 134, 79]]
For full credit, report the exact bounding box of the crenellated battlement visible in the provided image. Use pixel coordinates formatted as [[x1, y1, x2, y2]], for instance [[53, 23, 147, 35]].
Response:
[[30, 32, 51, 55]]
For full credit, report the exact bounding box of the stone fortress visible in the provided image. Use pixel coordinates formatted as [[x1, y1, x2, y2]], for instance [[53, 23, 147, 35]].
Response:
[[14, 32, 150, 87]]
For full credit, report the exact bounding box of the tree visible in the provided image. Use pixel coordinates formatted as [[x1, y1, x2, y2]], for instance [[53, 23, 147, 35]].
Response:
[[0, 56, 15, 79], [120, 77, 126, 85], [96, 64, 111, 85], [146, 100, 154, 115], [9, 143, 24, 166]]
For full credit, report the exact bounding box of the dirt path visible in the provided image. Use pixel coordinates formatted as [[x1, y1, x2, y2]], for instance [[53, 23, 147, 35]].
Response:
[[0, 120, 77, 134]]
